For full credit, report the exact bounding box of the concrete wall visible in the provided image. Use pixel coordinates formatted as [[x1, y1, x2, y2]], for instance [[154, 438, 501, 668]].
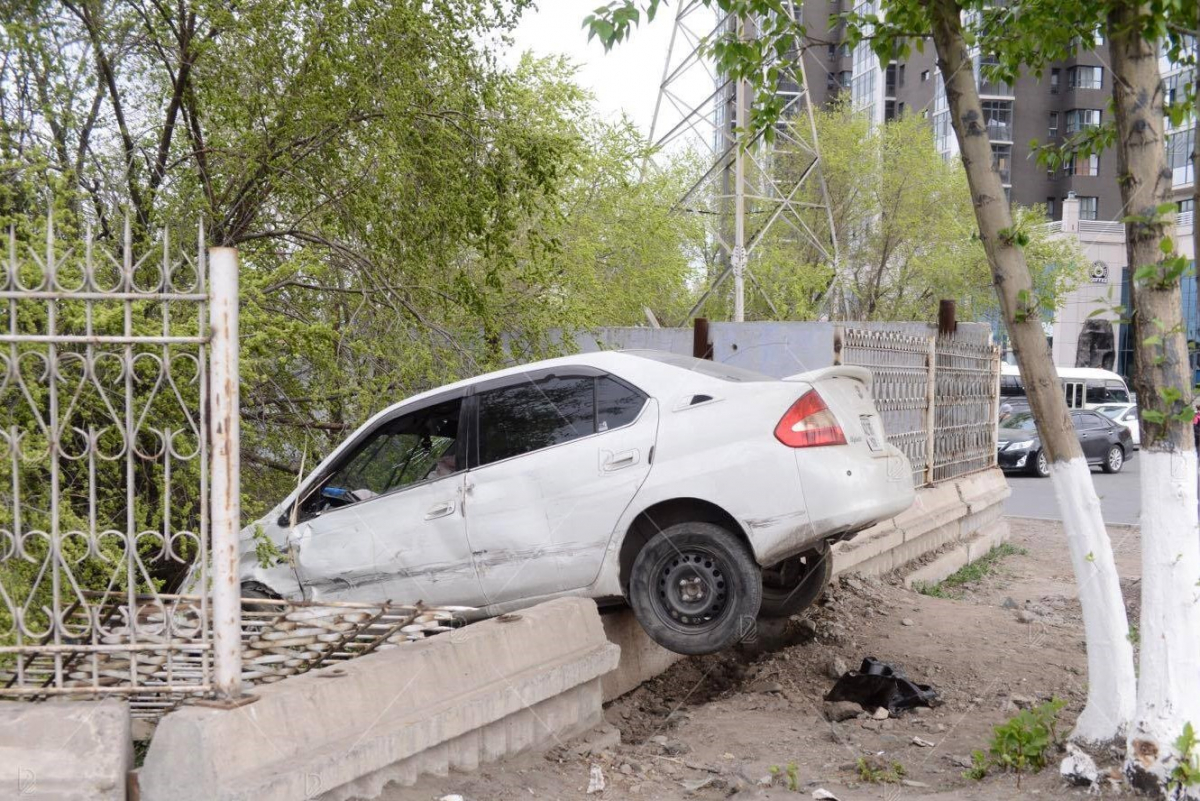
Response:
[[138, 597, 618, 801], [571, 321, 992, 378]]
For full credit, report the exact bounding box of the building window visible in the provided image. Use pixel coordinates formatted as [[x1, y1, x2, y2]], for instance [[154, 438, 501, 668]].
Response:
[[921, 69, 930, 82], [1067, 66, 1103, 89], [1050, 68, 1061, 94], [992, 143, 1012, 184], [827, 73, 837, 91], [828, 44, 838, 60], [1182, 199, 1195, 214], [1048, 111, 1059, 138], [1065, 108, 1101, 134], [1065, 153, 1100, 176], [982, 99, 1013, 141], [976, 53, 1011, 96], [885, 64, 898, 96], [884, 99, 897, 120], [841, 43, 852, 58], [1047, 198, 1057, 218], [1078, 196, 1099, 220], [1167, 126, 1196, 187], [839, 70, 852, 88]]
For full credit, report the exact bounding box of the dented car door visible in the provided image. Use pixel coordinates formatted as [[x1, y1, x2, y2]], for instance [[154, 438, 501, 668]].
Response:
[[464, 370, 656, 606], [287, 392, 485, 607]]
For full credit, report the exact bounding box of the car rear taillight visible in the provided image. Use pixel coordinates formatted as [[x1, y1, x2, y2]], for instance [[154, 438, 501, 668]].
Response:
[[774, 389, 846, 448]]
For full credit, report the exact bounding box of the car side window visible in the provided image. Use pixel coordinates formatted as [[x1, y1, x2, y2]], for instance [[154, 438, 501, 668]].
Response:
[[596, 375, 647, 432], [298, 397, 462, 520], [1076, 412, 1106, 430], [476, 375, 596, 466]]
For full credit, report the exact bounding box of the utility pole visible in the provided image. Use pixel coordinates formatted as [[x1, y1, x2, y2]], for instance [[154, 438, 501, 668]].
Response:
[[648, 1, 837, 324]]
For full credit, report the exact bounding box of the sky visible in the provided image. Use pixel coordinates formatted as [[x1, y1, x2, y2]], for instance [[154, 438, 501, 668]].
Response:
[[503, 1, 676, 138]]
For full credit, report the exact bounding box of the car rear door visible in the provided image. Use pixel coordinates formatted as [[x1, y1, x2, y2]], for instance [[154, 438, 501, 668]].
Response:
[[286, 393, 484, 606], [1072, 412, 1108, 460], [464, 370, 657, 605]]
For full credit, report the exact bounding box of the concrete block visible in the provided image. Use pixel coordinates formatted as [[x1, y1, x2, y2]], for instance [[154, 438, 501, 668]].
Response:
[[0, 698, 131, 801], [139, 597, 619, 801], [902, 518, 1011, 588], [600, 608, 684, 701]]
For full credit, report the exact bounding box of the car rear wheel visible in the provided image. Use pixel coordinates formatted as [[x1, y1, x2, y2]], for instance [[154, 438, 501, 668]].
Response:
[[1102, 444, 1124, 473], [758, 546, 832, 618], [628, 522, 762, 656], [1032, 449, 1051, 478]]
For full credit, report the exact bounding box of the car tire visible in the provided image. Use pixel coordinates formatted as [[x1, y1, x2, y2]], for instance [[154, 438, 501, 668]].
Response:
[[758, 546, 832, 618], [1032, 449, 1051, 478], [1102, 444, 1124, 474], [628, 521, 762, 656]]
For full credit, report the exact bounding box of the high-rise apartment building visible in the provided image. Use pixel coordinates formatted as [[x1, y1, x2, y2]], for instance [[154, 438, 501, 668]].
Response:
[[797, 1, 1196, 222]]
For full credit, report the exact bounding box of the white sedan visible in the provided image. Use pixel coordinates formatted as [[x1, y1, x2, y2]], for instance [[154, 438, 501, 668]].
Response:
[[238, 350, 914, 654], [1096, 402, 1140, 449]]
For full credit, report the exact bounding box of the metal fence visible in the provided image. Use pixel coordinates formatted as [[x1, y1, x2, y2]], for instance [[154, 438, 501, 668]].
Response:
[[834, 326, 1000, 486], [0, 217, 241, 703]]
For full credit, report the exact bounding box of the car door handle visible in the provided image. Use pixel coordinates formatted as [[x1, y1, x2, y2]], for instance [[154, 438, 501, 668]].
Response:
[[425, 500, 456, 520], [603, 449, 639, 471]]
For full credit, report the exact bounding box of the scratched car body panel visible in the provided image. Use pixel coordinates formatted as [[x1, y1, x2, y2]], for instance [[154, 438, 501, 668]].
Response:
[[240, 350, 913, 653]]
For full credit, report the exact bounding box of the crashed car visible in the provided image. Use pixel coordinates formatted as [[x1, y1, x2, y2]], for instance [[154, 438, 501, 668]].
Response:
[[239, 350, 914, 654]]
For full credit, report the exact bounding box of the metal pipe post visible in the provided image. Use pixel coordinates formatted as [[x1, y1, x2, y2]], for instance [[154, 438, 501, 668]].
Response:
[[732, 15, 747, 323], [208, 247, 242, 700]]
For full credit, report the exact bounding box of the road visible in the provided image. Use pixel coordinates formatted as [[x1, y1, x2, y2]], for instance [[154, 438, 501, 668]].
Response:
[[1002, 451, 1143, 524]]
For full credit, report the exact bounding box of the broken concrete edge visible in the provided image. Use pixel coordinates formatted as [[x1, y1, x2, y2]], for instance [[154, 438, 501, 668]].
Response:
[[138, 597, 619, 801], [0, 697, 131, 801]]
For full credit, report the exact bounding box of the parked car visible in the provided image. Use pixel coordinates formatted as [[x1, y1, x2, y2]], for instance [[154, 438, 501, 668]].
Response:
[[997, 409, 1133, 477], [237, 350, 914, 655], [1095, 402, 1140, 449]]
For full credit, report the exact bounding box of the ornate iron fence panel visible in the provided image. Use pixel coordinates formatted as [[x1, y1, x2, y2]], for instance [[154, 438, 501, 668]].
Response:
[[0, 217, 214, 700], [835, 326, 1000, 487], [835, 328, 931, 487], [932, 333, 1001, 483]]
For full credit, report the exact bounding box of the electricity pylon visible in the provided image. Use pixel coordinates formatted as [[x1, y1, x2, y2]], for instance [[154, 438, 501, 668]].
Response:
[[648, 1, 840, 323]]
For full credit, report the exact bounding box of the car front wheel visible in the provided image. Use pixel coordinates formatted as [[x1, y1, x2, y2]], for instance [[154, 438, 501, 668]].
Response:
[[1032, 449, 1051, 478], [759, 546, 832, 618], [628, 522, 762, 656], [1102, 444, 1124, 474]]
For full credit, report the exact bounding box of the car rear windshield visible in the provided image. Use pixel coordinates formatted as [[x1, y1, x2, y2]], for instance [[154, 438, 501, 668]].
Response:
[[623, 350, 774, 382]]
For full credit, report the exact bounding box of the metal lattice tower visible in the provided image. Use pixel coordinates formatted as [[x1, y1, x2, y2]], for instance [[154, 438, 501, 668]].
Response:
[[648, 1, 840, 323]]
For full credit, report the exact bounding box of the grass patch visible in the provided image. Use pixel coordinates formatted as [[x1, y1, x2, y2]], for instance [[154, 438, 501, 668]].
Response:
[[914, 543, 1028, 598]]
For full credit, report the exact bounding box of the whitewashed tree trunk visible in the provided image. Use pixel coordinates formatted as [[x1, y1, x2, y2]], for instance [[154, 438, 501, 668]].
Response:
[[1107, 4, 1200, 791], [926, 0, 1136, 743]]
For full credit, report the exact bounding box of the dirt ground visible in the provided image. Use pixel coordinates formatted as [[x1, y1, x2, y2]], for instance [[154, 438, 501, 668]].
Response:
[[394, 516, 1145, 801]]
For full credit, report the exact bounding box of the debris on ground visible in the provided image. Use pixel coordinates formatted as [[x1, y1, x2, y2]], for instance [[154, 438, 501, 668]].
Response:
[[1060, 743, 1100, 787], [824, 656, 938, 715], [586, 763, 606, 794]]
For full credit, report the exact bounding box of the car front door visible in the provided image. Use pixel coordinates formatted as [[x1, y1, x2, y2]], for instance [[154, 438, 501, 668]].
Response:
[[464, 370, 657, 607], [286, 393, 484, 607]]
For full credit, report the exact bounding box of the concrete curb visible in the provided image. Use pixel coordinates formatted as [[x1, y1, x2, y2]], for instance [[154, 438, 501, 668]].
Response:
[[0, 698, 131, 801], [139, 597, 619, 801]]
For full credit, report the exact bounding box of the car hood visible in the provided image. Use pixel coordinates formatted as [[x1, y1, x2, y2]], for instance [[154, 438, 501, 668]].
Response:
[[997, 427, 1039, 444]]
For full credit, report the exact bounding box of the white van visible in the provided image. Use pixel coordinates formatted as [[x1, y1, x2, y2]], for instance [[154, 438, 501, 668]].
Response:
[[999, 363, 1132, 410]]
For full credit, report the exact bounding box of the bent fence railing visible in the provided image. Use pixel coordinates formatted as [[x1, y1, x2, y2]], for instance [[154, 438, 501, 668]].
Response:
[[0, 216, 242, 705], [834, 326, 1000, 487]]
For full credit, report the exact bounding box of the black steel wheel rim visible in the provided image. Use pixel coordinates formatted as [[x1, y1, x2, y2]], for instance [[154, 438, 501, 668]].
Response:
[[650, 546, 730, 632]]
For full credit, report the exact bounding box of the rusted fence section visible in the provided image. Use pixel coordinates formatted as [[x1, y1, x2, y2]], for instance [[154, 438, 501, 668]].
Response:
[[834, 326, 1000, 487], [0, 216, 243, 705]]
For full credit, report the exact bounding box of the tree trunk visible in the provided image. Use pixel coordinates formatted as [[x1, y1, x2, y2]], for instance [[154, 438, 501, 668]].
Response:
[[925, 0, 1136, 743], [1107, 3, 1200, 791]]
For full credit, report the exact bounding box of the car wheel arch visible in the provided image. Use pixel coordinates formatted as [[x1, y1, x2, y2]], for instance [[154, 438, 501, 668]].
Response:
[[618, 497, 751, 596]]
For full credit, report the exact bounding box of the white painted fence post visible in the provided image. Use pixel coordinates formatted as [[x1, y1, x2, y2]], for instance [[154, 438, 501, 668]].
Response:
[[209, 247, 242, 700]]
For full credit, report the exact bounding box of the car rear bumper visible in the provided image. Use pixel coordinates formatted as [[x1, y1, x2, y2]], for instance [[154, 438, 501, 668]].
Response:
[[751, 443, 914, 566]]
